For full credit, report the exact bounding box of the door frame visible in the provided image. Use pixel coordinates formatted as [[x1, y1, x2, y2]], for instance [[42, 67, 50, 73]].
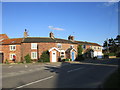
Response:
[[71, 51, 75, 61], [52, 51, 57, 62]]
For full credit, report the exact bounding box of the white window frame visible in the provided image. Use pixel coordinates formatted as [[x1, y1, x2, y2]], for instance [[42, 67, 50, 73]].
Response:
[[82, 45, 86, 49], [10, 53, 16, 60], [10, 45, 16, 51], [31, 43, 37, 49], [60, 50, 65, 58], [31, 52, 37, 59], [94, 47, 96, 50], [70, 45, 74, 48], [57, 43, 62, 49]]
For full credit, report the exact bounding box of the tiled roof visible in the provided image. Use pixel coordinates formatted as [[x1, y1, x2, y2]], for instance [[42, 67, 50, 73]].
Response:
[[0, 36, 101, 46], [1, 38, 23, 45], [75, 41, 102, 46], [23, 37, 77, 44], [0, 34, 9, 41]]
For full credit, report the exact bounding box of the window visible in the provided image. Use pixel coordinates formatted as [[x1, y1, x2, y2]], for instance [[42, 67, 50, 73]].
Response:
[[90, 46, 92, 48], [60, 52, 65, 58], [98, 47, 100, 50], [61, 52, 64, 54], [31, 43, 37, 49], [57, 43, 62, 49], [82, 45, 86, 49], [10, 45, 16, 51], [60, 50, 65, 58], [98, 47, 101, 50], [10, 53, 16, 60], [70, 45, 74, 48], [31, 52, 37, 59], [94, 47, 96, 50]]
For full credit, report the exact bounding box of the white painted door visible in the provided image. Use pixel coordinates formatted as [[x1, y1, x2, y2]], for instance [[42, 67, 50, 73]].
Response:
[[52, 51, 56, 62]]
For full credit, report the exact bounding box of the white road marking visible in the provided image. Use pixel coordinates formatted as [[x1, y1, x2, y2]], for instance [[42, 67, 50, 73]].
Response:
[[79, 62, 118, 67], [67, 67, 85, 73], [14, 76, 54, 89], [8, 66, 13, 68], [25, 65, 28, 68]]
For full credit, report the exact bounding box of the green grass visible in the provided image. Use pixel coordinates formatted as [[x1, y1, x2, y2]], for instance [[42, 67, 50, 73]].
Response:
[[103, 68, 119, 88]]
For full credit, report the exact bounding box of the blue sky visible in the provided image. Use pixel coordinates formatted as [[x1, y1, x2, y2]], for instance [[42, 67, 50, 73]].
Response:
[[2, 2, 118, 45]]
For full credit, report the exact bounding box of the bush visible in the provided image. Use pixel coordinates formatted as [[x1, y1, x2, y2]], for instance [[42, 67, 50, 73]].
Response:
[[104, 53, 116, 56], [5, 59, 9, 64], [116, 52, 120, 57], [104, 55, 109, 59], [24, 54, 31, 63], [93, 57, 97, 59], [108, 53, 116, 56], [76, 55, 84, 61], [38, 50, 50, 62], [64, 59, 72, 61]]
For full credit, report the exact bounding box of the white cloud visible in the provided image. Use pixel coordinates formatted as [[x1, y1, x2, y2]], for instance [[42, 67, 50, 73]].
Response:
[[48, 26, 64, 31], [104, 0, 119, 6]]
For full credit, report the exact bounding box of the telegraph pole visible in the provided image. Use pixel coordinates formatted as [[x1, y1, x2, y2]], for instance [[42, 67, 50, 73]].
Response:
[[106, 38, 109, 54]]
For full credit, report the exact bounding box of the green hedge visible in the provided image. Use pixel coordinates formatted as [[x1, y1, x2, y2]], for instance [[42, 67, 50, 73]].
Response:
[[38, 51, 50, 62], [109, 53, 116, 56], [24, 54, 31, 63], [64, 59, 72, 61], [104, 53, 116, 56]]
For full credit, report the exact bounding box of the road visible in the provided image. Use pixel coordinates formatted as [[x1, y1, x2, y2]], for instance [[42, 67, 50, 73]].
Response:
[[2, 59, 118, 89]]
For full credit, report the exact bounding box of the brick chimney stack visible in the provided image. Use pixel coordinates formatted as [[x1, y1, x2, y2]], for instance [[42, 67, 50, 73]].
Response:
[[24, 29, 28, 38], [68, 35, 74, 41], [49, 32, 54, 39]]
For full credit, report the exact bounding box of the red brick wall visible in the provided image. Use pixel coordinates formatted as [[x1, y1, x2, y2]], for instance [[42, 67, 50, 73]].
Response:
[[0, 45, 2, 52], [2, 42, 78, 63], [2, 44, 21, 63], [22, 42, 78, 62], [22, 42, 56, 61]]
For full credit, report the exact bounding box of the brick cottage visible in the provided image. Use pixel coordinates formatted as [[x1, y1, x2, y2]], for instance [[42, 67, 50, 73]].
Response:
[[0, 31, 103, 63]]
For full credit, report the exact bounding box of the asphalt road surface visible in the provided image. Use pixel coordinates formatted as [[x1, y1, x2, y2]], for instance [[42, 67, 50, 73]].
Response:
[[2, 59, 118, 89]]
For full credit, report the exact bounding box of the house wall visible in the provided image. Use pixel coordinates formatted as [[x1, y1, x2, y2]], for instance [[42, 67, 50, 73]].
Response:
[[22, 42, 78, 62], [2, 44, 21, 63], [81, 44, 103, 57], [22, 42, 56, 61], [0, 45, 2, 52]]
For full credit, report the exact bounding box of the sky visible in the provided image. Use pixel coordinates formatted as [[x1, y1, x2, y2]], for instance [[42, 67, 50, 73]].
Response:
[[2, 1, 119, 45]]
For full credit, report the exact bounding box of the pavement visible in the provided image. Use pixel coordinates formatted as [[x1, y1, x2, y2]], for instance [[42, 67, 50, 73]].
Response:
[[1, 59, 119, 89]]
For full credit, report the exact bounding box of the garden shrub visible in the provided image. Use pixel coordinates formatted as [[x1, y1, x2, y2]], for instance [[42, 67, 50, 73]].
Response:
[[38, 50, 50, 62], [5, 59, 9, 64], [24, 54, 31, 63], [64, 59, 72, 61]]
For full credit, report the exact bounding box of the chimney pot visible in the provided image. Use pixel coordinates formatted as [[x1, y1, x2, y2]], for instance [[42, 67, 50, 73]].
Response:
[[49, 32, 54, 38], [24, 29, 28, 38], [68, 35, 74, 41]]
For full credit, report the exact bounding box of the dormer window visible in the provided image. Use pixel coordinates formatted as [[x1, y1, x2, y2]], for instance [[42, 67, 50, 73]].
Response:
[[57, 43, 62, 49], [10, 45, 16, 51]]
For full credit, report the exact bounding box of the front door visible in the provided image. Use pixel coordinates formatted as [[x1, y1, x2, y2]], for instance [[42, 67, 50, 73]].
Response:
[[52, 51, 56, 62], [72, 52, 74, 61], [0, 53, 3, 63]]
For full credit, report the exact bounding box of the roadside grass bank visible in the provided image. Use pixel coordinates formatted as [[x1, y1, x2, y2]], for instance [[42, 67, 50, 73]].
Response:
[[103, 68, 119, 88]]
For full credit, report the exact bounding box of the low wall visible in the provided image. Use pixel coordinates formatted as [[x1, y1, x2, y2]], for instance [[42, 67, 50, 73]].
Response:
[[109, 56, 116, 58]]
